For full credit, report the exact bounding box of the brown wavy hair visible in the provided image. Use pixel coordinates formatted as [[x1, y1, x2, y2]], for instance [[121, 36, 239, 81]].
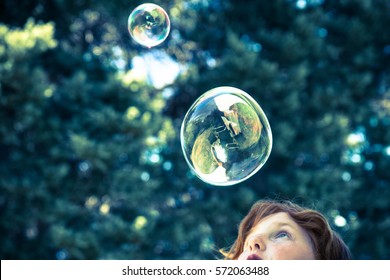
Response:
[[222, 199, 352, 260]]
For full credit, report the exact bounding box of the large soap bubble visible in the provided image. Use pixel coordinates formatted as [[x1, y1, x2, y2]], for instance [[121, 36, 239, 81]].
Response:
[[128, 3, 170, 48], [180, 87, 272, 186]]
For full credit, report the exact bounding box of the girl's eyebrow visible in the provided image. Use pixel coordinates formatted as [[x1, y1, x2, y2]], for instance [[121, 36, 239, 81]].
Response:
[[274, 222, 296, 229]]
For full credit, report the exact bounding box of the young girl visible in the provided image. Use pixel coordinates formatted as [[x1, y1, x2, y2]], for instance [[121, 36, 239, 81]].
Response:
[[222, 199, 352, 260]]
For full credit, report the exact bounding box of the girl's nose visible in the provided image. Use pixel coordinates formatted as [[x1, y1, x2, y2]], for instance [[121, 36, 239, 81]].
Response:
[[247, 235, 265, 252]]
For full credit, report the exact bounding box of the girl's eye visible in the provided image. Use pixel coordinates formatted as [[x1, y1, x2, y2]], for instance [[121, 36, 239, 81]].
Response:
[[274, 231, 290, 239]]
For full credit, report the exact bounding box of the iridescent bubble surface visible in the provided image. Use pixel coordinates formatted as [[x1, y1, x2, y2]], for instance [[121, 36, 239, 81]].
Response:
[[181, 87, 272, 186], [128, 3, 170, 48]]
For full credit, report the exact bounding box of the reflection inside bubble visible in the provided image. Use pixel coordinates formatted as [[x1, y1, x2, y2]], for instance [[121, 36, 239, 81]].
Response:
[[181, 87, 272, 186], [128, 3, 170, 48]]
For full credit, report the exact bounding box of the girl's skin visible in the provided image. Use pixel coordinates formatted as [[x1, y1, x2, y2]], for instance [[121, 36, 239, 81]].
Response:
[[237, 212, 316, 260]]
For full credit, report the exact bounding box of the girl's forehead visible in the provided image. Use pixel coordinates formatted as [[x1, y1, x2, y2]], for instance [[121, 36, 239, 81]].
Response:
[[248, 212, 297, 234]]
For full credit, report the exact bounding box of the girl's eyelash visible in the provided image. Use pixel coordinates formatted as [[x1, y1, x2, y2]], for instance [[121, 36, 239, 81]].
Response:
[[274, 231, 290, 239]]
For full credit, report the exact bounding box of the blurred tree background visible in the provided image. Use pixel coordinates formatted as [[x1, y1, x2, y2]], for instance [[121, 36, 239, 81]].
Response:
[[1, 0, 389, 259]]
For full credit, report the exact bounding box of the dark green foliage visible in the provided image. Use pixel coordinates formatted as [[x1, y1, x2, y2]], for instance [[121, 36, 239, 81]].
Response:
[[1, 0, 389, 259]]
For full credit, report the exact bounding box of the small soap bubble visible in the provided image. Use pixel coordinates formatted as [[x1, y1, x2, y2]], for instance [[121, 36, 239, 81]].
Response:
[[180, 87, 272, 186], [128, 3, 170, 48]]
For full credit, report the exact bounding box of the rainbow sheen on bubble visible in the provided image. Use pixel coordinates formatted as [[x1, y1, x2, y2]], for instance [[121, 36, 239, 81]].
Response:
[[180, 87, 272, 186], [128, 3, 170, 48]]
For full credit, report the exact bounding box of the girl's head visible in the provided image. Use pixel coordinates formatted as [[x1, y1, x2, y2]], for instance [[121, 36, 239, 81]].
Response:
[[223, 200, 352, 260]]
